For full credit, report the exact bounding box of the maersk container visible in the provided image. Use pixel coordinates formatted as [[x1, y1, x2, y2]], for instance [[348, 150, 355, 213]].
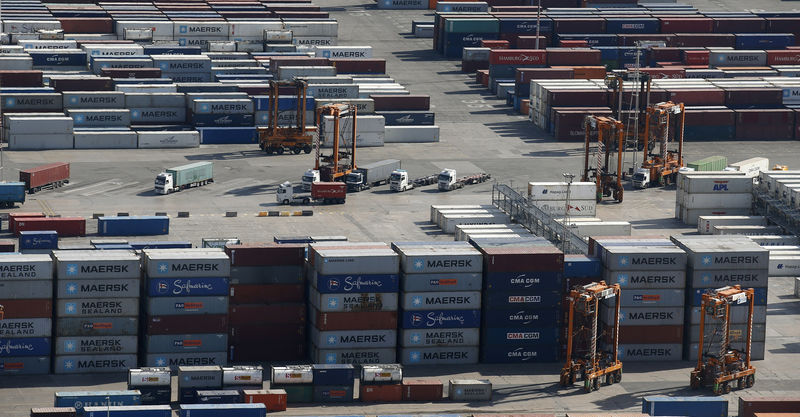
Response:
[[179, 403, 266, 417], [147, 277, 229, 297], [192, 99, 253, 115], [146, 334, 228, 354], [143, 250, 230, 278], [377, 0, 427, 9], [55, 335, 137, 355], [401, 309, 481, 329], [0, 337, 50, 356], [67, 109, 130, 128], [53, 250, 141, 279], [178, 365, 223, 389], [131, 108, 186, 124], [311, 364, 355, 385], [601, 246, 687, 271], [146, 296, 228, 316], [57, 298, 139, 318], [307, 84, 359, 99], [642, 396, 728, 417], [401, 291, 481, 310], [84, 405, 172, 417], [308, 288, 398, 313], [0, 356, 49, 375], [55, 390, 141, 411], [617, 344, 682, 361], [0, 280, 51, 299], [2, 93, 63, 111], [97, 216, 169, 236], [399, 328, 480, 347], [57, 278, 140, 299], [395, 246, 483, 274], [604, 269, 686, 289], [0, 318, 51, 338], [310, 346, 396, 365], [688, 304, 766, 325], [310, 328, 397, 349], [608, 306, 684, 326], [399, 346, 479, 365], [61, 90, 125, 109]]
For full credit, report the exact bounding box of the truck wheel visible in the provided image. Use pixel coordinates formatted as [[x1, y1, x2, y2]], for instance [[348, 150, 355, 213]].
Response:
[[282, 199, 289, 205], [303, 145, 312, 154], [265, 147, 274, 155], [293, 147, 301, 154], [277, 147, 285, 155], [302, 198, 310, 205]]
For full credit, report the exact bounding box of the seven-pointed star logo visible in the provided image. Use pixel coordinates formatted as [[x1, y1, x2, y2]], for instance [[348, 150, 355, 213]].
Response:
[[702, 274, 711, 283], [702, 256, 712, 265], [327, 336, 336, 345], [66, 283, 78, 294], [326, 353, 336, 364], [410, 333, 421, 344], [328, 298, 338, 308], [64, 341, 76, 352], [409, 351, 420, 362], [618, 256, 629, 266], [413, 259, 424, 270], [156, 358, 166, 366], [617, 274, 628, 286], [412, 296, 423, 306], [618, 310, 625, 321], [64, 360, 74, 370], [65, 303, 76, 314], [158, 263, 169, 274], [66, 264, 78, 276]]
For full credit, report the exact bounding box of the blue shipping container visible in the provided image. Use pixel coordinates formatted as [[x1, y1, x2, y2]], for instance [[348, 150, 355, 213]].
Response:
[[312, 385, 354, 402], [498, 18, 553, 34], [144, 46, 203, 55], [595, 46, 621, 61], [0, 182, 26, 205], [311, 364, 355, 385], [481, 327, 559, 346], [29, 51, 87, 67], [198, 127, 258, 144], [692, 287, 767, 306], [314, 273, 399, 293], [444, 32, 499, 58], [480, 343, 560, 363], [97, 216, 169, 236], [0, 337, 50, 356], [401, 309, 481, 329], [605, 18, 660, 34], [55, 391, 142, 412], [642, 396, 727, 417], [84, 405, 172, 417], [483, 291, 561, 309], [179, 403, 266, 417], [191, 113, 255, 127], [377, 111, 435, 126], [19, 230, 57, 250], [484, 271, 562, 292], [734, 33, 795, 50], [252, 96, 315, 111], [195, 390, 241, 404], [482, 308, 560, 328], [148, 277, 230, 297], [130, 241, 192, 249], [564, 255, 602, 278]]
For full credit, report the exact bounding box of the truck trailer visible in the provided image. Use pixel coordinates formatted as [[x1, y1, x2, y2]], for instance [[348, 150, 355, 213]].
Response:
[[19, 162, 70, 194], [155, 162, 213, 195], [345, 159, 401, 192]]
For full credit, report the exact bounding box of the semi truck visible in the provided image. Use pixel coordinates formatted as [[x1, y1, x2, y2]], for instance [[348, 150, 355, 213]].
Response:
[[345, 159, 401, 192], [277, 181, 346, 205], [389, 169, 438, 192], [302, 169, 320, 191], [155, 161, 213, 195], [0, 182, 26, 208], [19, 162, 70, 194], [437, 169, 491, 191]]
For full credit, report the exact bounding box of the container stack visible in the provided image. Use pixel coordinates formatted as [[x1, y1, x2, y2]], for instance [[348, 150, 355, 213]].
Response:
[[392, 241, 482, 366], [0, 255, 53, 376], [270, 365, 314, 403], [528, 182, 598, 219], [225, 243, 306, 362], [676, 169, 752, 225], [359, 364, 403, 402], [129, 367, 172, 405], [307, 242, 400, 365], [560, 254, 603, 356], [311, 364, 355, 402], [52, 250, 141, 374], [473, 237, 564, 363], [598, 239, 688, 362], [178, 365, 223, 404], [142, 249, 231, 369], [671, 236, 770, 361]]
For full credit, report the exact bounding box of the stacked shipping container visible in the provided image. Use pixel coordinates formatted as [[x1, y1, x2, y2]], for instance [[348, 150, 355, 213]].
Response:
[[676, 170, 751, 225]]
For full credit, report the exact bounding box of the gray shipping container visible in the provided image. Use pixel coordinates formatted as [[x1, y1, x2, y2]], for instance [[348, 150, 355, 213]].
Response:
[[688, 305, 767, 325], [54, 354, 137, 374], [604, 306, 684, 326], [619, 289, 684, 307], [310, 328, 397, 349], [152, 55, 212, 72], [56, 279, 140, 298], [53, 251, 141, 279], [1, 93, 63, 111], [6, 116, 74, 134], [91, 58, 153, 75], [192, 99, 254, 115], [399, 328, 480, 347], [55, 335, 138, 355], [185, 92, 248, 107], [0, 318, 52, 338], [146, 296, 228, 316], [178, 365, 223, 388], [63, 91, 125, 108], [604, 269, 686, 289], [57, 298, 140, 318], [670, 236, 768, 270], [146, 352, 227, 369], [56, 317, 139, 336], [130, 107, 186, 124], [0, 280, 53, 299], [687, 341, 765, 361], [145, 333, 228, 353], [144, 251, 231, 278], [402, 272, 483, 292], [397, 251, 483, 274], [126, 93, 186, 109], [313, 249, 399, 275], [310, 346, 396, 365], [602, 246, 687, 271], [73, 130, 138, 149], [307, 84, 359, 99], [308, 287, 398, 313], [448, 379, 492, 401], [229, 265, 303, 285], [0, 356, 50, 375], [67, 109, 131, 127], [401, 291, 482, 310], [688, 323, 766, 343], [709, 50, 767, 67], [689, 268, 769, 287], [0, 255, 53, 280], [617, 343, 682, 361], [400, 346, 479, 365]]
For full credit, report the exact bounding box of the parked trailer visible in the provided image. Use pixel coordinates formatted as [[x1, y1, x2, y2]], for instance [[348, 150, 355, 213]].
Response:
[[345, 159, 401, 192], [390, 169, 438, 192], [0, 182, 26, 207], [154, 162, 213, 195], [19, 162, 70, 194], [438, 169, 491, 191]]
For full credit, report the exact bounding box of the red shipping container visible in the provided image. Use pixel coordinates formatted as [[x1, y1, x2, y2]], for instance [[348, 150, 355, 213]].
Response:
[[101, 68, 162, 79], [553, 108, 613, 141], [19, 162, 70, 191], [0, 70, 43, 87], [146, 314, 228, 334], [482, 40, 509, 49], [739, 398, 800, 417], [479, 246, 564, 273], [616, 325, 683, 344], [401, 379, 443, 401], [516, 35, 549, 49], [462, 61, 488, 74], [477, 70, 490, 86], [331, 59, 386, 74], [617, 34, 675, 47], [767, 50, 800, 66], [516, 68, 574, 84], [668, 89, 725, 106], [230, 284, 304, 304], [713, 17, 766, 33], [521, 99, 530, 115], [673, 33, 734, 48], [553, 18, 605, 34], [371, 95, 430, 111], [229, 323, 305, 345], [229, 342, 306, 362], [560, 40, 588, 47], [225, 243, 305, 266], [58, 18, 113, 33], [638, 67, 685, 79], [242, 390, 287, 412], [229, 303, 306, 325], [684, 107, 735, 126], [735, 109, 795, 140], [489, 49, 546, 66], [360, 384, 402, 402], [8, 212, 45, 233], [50, 77, 113, 92], [659, 18, 713, 33], [0, 299, 52, 318], [311, 309, 397, 331], [0, 239, 15, 252], [15, 217, 85, 237], [725, 88, 783, 109], [568, 66, 607, 79], [651, 47, 682, 63], [683, 50, 709, 66], [546, 48, 601, 66]]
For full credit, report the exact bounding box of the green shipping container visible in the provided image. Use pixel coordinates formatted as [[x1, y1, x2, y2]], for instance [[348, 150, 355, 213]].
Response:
[[688, 156, 727, 172], [445, 18, 500, 34], [167, 161, 213, 187], [272, 384, 313, 403]]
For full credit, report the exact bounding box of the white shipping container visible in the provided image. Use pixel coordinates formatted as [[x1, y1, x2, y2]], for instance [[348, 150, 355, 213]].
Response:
[[384, 126, 440, 143], [751, 234, 800, 245], [442, 213, 511, 234], [430, 205, 492, 223], [315, 46, 372, 59], [568, 221, 632, 238], [277, 66, 337, 80], [681, 207, 751, 226], [727, 157, 769, 178], [115, 84, 178, 93], [782, 87, 800, 104], [3, 20, 61, 33], [82, 44, 144, 58], [713, 225, 784, 236], [437, 209, 500, 227], [264, 30, 293, 43], [73, 131, 138, 149], [21, 40, 77, 50], [681, 193, 751, 209], [697, 215, 767, 234], [293, 36, 337, 47], [63, 91, 125, 109], [173, 21, 230, 38], [8, 134, 73, 150], [208, 41, 236, 52], [6, 116, 74, 134], [283, 21, 338, 37], [682, 176, 754, 194], [528, 182, 597, 200], [770, 256, 800, 276], [321, 114, 383, 147], [115, 21, 174, 40], [531, 199, 597, 217], [776, 181, 800, 199], [0, 57, 34, 70], [227, 21, 284, 38], [137, 131, 200, 148], [677, 170, 745, 190]]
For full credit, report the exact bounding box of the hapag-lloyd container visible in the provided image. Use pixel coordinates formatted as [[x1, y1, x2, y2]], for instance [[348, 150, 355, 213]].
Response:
[[402, 273, 482, 292], [601, 246, 687, 271], [53, 251, 140, 279], [54, 354, 138, 373], [489, 50, 546, 66], [0, 318, 52, 338], [144, 250, 230, 278], [54, 335, 137, 355], [57, 298, 139, 318], [145, 352, 227, 369], [400, 328, 480, 347], [310, 328, 396, 349], [401, 291, 481, 310], [308, 288, 398, 312], [145, 334, 228, 353], [57, 317, 138, 336], [312, 273, 399, 293], [527, 182, 596, 200], [400, 347, 479, 365], [146, 296, 228, 316], [604, 269, 686, 289], [607, 306, 684, 326], [56, 279, 140, 298], [401, 309, 481, 329]]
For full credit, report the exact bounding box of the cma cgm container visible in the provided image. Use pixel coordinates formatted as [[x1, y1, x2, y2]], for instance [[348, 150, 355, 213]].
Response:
[[19, 162, 69, 193]]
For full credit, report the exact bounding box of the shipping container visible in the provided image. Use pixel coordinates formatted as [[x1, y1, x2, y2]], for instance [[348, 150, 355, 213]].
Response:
[[311, 385, 354, 402], [0, 356, 50, 375], [83, 405, 171, 417], [309, 309, 396, 331], [604, 269, 686, 289], [15, 218, 84, 237], [57, 279, 139, 299], [0, 280, 52, 299], [642, 396, 727, 417], [146, 315, 227, 335], [55, 335, 137, 355], [57, 317, 138, 337], [0, 299, 52, 318], [0, 318, 51, 338], [401, 378, 443, 401], [178, 404, 266, 417], [146, 334, 227, 354], [19, 163, 70, 193], [57, 298, 138, 318], [399, 346, 479, 365], [739, 398, 800, 417], [242, 389, 287, 412], [55, 391, 141, 412]]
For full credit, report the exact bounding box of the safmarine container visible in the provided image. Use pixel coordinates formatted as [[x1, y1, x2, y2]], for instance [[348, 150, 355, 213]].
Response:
[[147, 277, 228, 297], [55, 391, 142, 412], [402, 309, 481, 329], [642, 396, 727, 417], [312, 273, 399, 293], [0, 337, 50, 356], [83, 405, 171, 417], [19, 230, 58, 250], [179, 403, 266, 417]]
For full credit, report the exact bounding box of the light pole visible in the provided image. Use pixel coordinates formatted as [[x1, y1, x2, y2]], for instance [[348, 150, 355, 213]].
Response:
[[535, 0, 542, 50], [562, 172, 575, 253]]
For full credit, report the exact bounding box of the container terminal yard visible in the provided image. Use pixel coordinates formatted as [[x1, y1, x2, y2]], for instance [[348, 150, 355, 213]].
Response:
[[1, 0, 800, 415]]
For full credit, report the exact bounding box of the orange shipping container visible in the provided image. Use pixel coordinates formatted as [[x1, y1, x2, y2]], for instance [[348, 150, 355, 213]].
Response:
[[521, 99, 530, 116], [553, 66, 606, 79], [360, 384, 403, 402], [242, 389, 287, 411]]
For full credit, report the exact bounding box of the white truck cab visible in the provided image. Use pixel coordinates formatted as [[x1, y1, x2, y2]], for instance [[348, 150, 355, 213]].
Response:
[[632, 168, 649, 189], [438, 169, 456, 191], [154, 172, 173, 195], [277, 181, 310, 205], [390, 169, 410, 191], [302, 169, 320, 191]]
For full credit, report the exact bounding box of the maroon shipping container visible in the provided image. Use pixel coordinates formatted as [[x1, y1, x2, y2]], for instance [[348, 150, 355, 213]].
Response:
[[683, 50, 709, 65], [724, 88, 783, 109], [767, 50, 800, 66], [101, 68, 162, 79], [516, 35, 549, 49], [15, 217, 85, 237], [553, 18, 605, 34], [462, 61, 488, 74], [482, 40, 509, 49], [479, 246, 564, 273], [228, 303, 306, 325], [516, 68, 574, 84], [735, 109, 795, 140], [713, 17, 766, 33], [331, 59, 386, 74], [237, 85, 270, 95], [360, 384, 402, 402], [310, 309, 398, 331], [0, 70, 43, 87], [553, 108, 613, 141], [650, 47, 682, 63], [685, 107, 735, 127], [766, 17, 800, 38], [546, 48, 601, 66], [739, 398, 800, 417], [549, 90, 609, 107], [7, 212, 44, 233], [74, 39, 135, 47], [673, 33, 735, 48], [267, 57, 329, 74], [225, 243, 305, 266], [229, 342, 306, 362], [0, 239, 15, 252], [58, 18, 113, 33], [668, 89, 724, 106], [659, 17, 713, 33], [371, 95, 430, 111], [401, 379, 443, 401], [229, 323, 305, 344], [0, 299, 52, 318], [146, 314, 228, 334], [50, 77, 113, 92], [489, 49, 546, 66], [19, 162, 70, 192], [616, 325, 682, 344], [218, 11, 273, 18], [274, 11, 329, 19], [229, 284, 304, 304]]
